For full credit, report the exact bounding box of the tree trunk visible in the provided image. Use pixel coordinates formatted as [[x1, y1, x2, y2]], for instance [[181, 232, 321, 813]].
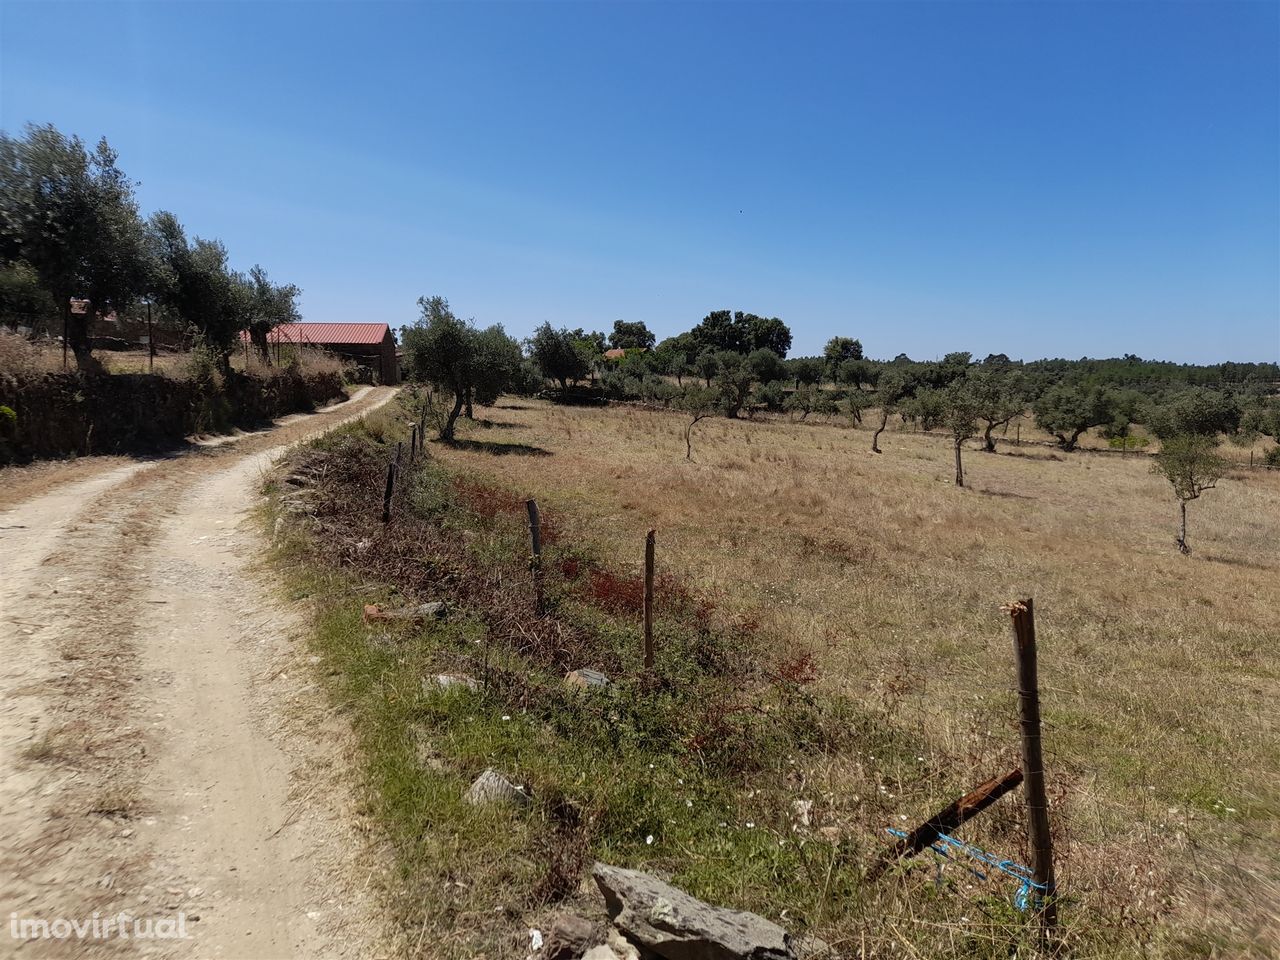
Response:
[[465, 386, 474, 419], [68, 309, 95, 371], [954, 437, 965, 487], [250, 326, 272, 365], [440, 390, 465, 441], [872, 409, 889, 453], [983, 422, 997, 452], [1177, 500, 1190, 554]]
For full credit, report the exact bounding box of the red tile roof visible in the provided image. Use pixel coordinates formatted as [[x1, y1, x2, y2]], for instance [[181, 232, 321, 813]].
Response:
[[243, 322, 392, 346]]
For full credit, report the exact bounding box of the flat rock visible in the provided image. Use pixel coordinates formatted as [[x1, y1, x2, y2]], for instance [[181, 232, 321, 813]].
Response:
[[592, 862, 795, 960], [423, 673, 479, 694], [465, 768, 529, 807], [565, 668, 610, 691]]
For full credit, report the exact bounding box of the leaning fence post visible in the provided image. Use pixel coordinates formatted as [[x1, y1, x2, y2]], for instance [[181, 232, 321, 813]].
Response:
[[1005, 598, 1059, 945], [643, 529, 656, 670], [381, 460, 397, 524], [410, 423, 418, 460], [525, 499, 544, 615], [867, 767, 1024, 881]]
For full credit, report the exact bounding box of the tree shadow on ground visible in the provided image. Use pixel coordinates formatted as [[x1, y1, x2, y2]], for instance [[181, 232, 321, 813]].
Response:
[[447, 438, 552, 457], [475, 418, 528, 431], [973, 486, 1036, 501]]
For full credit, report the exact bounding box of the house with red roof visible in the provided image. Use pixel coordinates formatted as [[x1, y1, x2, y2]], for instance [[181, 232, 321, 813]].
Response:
[[243, 322, 400, 384]]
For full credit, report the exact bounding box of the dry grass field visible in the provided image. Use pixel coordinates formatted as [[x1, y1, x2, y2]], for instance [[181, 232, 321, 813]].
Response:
[[431, 397, 1279, 955]]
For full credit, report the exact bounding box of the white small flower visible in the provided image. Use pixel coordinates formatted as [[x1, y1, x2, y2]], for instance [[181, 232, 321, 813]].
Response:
[[501, 715, 511, 721], [645, 834, 654, 845], [745, 821, 755, 828], [686, 800, 693, 807]]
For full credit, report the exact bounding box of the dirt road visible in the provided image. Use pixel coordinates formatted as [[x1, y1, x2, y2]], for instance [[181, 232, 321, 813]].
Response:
[[0, 387, 398, 959]]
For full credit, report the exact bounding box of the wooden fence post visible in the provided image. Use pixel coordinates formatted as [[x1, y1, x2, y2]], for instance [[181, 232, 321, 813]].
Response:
[[381, 461, 397, 524], [868, 767, 1024, 881], [1005, 598, 1059, 944], [410, 423, 418, 460], [525, 499, 544, 615], [643, 529, 656, 670]]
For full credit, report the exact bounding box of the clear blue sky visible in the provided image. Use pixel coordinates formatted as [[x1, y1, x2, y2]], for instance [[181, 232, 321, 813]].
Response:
[[2, 1, 1277, 363]]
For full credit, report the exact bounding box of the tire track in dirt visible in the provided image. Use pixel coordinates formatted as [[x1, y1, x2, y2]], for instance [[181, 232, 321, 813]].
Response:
[[0, 387, 399, 958]]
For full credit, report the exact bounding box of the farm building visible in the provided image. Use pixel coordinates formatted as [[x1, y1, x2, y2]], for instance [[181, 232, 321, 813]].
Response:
[[245, 322, 400, 385]]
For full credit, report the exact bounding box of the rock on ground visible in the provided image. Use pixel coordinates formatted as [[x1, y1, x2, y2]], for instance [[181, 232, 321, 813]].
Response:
[[592, 862, 796, 960]]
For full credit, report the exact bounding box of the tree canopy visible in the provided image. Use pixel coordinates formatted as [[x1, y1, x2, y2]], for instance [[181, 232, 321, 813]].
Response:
[[608, 319, 655, 351]]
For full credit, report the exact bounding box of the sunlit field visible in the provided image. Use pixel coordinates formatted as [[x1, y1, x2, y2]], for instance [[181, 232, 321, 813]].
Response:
[[432, 396, 1279, 956]]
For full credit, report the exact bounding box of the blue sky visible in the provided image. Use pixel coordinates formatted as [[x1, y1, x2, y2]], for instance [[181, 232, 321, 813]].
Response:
[[2, 1, 1277, 363]]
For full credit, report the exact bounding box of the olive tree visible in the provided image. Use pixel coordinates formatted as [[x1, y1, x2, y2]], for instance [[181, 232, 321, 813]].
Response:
[[712, 351, 755, 418], [1151, 434, 1225, 554], [870, 367, 914, 453], [402, 295, 520, 441], [912, 380, 981, 487], [529, 322, 590, 390], [676, 386, 717, 460], [0, 125, 149, 369], [1145, 388, 1240, 440], [242, 265, 301, 365], [967, 368, 1029, 452], [146, 211, 242, 368], [1033, 382, 1117, 451]]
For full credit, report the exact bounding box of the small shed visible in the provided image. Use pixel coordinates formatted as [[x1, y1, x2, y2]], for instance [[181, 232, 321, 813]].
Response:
[[250, 322, 400, 385]]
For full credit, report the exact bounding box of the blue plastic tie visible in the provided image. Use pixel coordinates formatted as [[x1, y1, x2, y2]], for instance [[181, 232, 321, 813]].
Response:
[[885, 827, 1049, 912]]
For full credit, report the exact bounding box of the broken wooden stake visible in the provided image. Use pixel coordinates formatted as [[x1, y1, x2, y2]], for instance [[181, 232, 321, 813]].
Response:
[[525, 499, 545, 615], [643, 529, 655, 670], [381, 461, 397, 523], [1006, 597, 1059, 943], [867, 767, 1023, 881]]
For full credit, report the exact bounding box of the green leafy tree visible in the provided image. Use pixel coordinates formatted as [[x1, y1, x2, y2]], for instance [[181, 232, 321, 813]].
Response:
[[0, 124, 149, 369], [913, 380, 981, 487], [146, 211, 242, 367], [823, 336, 862, 378], [1151, 434, 1225, 554], [652, 342, 690, 385], [529, 322, 590, 390], [837, 357, 876, 393], [746, 347, 786, 385], [870, 367, 915, 453], [0, 260, 56, 332], [686, 309, 791, 356], [752, 379, 787, 412], [967, 368, 1029, 452], [788, 356, 825, 388], [1033, 382, 1117, 451], [693, 349, 720, 387], [403, 295, 520, 440], [470, 323, 524, 410], [676, 385, 717, 460], [242, 265, 301, 365], [1144, 388, 1241, 440], [608, 319, 655, 351], [713, 351, 755, 418], [784, 383, 838, 421]]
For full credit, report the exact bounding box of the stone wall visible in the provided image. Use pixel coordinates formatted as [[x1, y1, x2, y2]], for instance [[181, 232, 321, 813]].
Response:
[[0, 368, 345, 462]]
